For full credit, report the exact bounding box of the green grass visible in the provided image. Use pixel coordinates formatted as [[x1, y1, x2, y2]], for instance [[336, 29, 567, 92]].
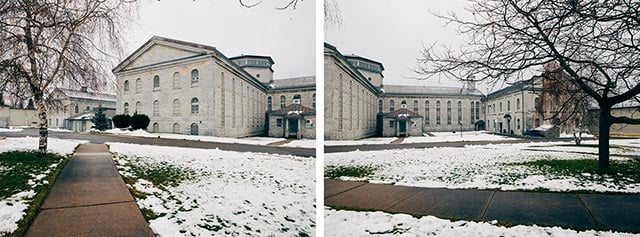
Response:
[[512, 158, 640, 185], [325, 165, 377, 179], [0, 151, 70, 237]]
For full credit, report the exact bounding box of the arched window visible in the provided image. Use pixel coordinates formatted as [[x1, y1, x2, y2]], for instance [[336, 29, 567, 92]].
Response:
[[413, 100, 418, 112], [153, 75, 160, 90], [499, 102, 503, 112], [173, 72, 180, 89], [191, 97, 199, 114], [389, 100, 395, 112], [447, 101, 452, 125], [86, 106, 90, 111], [74, 105, 79, 113], [124, 80, 130, 92], [153, 100, 159, 116], [152, 123, 159, 133], [267, 96, 273, 111], [378, 99, 383, 113], [401, 100, 407, 108], [123, 102, 129, 115], [457, 101, 462, 123], [280, 95, 286, 109], [173, 99, 180, 115], [172, 123, 180, 134], [190, 123, 199, 135], [191, 69, 199, 85], [136, 78, 142, 93], [293, 94, 302, 104], [507, 101, 511, 111], [135, 101, 141, 113], [471, 101, 475, 124], [517, 98, 520, 110], [475, 101, 480, 121], [425, 101, 430, 125], [312, 94, 316, 109], [436, 101, 441, 125]]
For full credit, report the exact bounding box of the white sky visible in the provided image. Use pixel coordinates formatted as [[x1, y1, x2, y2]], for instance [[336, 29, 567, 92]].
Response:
[[326, 0, 504, 94], [122, 0, 315, 80]]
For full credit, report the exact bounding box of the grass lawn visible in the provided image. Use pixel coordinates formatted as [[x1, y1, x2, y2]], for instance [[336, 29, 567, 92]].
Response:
[[325, 165, 377, 179], [0, 151, 69, 237], [511, 158, 640, 187]]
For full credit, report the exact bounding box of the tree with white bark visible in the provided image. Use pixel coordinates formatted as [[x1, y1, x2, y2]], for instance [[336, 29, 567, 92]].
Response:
[[415, 0, 640, 172]]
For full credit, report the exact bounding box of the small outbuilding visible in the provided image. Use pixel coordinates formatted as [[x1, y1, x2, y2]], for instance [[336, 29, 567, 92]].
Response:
[[382, 108, 423, 137], [268, 103, 315, 139]]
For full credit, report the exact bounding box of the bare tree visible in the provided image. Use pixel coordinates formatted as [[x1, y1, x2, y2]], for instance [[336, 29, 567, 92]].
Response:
[[0, 0, 136, 154], [415, 0, 640, 172]]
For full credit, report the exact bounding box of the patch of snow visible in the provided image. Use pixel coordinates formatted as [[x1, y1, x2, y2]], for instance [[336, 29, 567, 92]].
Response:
[[282, 139, 316, 148], [325, 137, 398, 146], [0, 137, 87, 155], [102, 129, 285, 146], [108, 142, 315, 236], [325, 140, 640, 193], [403, 131, 517, 144], [325, 209, 640, 237], [47, 128, 73, 133], [0, 191, 34, 234], [0, 128, 23, 133]]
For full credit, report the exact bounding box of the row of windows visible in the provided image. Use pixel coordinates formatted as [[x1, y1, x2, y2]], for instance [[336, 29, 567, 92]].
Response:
[[487, 98, 525, 114], [123, 69, 200, 93], [266, 94, 317, 110], [123, 98, 200, 115], [335, 73, 378, 131], [151, 122, 200, 135]]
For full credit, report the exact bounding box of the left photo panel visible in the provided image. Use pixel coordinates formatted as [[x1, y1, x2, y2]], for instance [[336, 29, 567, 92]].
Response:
[[0, 1, 316, 236]]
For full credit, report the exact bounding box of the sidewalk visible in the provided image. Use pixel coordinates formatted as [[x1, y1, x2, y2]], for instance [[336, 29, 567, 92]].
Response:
[[325, 179, 640, 233], [25, 143, 154, 237]]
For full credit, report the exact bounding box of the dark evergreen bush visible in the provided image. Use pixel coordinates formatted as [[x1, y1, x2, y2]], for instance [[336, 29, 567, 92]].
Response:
[[112, 114, 131, 129], [130, 113, 150, 130]]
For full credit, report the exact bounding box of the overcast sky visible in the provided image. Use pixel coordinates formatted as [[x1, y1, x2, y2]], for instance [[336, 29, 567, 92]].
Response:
[[122, 0, 315, 79], [326, 0, 506, 94]]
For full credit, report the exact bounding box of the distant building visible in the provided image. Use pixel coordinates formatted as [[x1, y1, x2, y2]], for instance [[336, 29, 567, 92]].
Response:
[[113, 36, 315, 138], [587, 102, 640, 137]]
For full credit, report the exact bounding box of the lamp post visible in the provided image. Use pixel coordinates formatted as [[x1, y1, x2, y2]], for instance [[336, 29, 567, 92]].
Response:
[[459, 121, 463, 137]]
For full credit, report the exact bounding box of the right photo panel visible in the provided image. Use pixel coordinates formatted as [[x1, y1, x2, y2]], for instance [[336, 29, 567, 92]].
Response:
[[324, 0, 640, 236]]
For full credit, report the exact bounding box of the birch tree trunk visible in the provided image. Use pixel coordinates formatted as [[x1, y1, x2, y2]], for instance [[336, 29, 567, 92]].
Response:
[[35, 96, 48, 154]]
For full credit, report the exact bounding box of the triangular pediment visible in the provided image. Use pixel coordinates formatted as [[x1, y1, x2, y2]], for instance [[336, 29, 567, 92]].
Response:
[[113, 36, 219, 73]]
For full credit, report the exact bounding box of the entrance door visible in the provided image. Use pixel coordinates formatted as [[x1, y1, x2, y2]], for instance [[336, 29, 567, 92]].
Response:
[[399, 120, 407, 136], [288, 118, 299, 138]]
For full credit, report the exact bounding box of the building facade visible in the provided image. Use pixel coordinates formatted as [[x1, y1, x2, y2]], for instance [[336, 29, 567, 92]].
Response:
[[49, 87, 117, 132], [113, 36, 315, 138]]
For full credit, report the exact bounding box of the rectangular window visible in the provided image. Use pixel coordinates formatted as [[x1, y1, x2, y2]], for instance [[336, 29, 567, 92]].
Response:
[[306, 120, 313, 128], [389, 121, 394, 128], [276, 119, 282, 127]]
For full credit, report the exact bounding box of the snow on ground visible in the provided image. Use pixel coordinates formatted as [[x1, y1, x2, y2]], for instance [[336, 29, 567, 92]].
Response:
[[325, 140, 640, 193], [282, 139, 316, 148], [108, 143, 315, 236], [102, 129, 286, 146], [325, 137, 398, 146], [0, 128, 23, 132], [402, 131, 517, 144], [0, 137, 85, 235], [47, 128, 73, 133], [325, 209, 639, 237]]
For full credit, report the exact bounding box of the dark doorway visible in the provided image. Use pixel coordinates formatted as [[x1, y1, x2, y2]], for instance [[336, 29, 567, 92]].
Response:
[[288, 118, 299, 138], [399, 120, 407, 136], [190, 123, 198, 135]]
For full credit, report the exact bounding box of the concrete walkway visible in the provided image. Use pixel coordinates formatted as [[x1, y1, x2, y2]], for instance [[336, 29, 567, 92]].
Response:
[[325, 179, 640, 233], [25, 144, 154, 237]]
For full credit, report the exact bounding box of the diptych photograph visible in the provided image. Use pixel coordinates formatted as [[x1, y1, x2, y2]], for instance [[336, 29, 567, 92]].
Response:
[[0, 0, 639, 236]]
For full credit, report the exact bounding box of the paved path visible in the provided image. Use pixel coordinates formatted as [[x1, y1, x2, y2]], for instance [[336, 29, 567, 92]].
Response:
[[325, 138, 577, 153], [26, 144, 154, 237], [2, 129, 314, 157], [325, 179, 640, 233]]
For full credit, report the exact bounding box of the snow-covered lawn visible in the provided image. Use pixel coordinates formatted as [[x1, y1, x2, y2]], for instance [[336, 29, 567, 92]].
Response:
[[402, 131, 517, 144], [0, 137, 86, 235], [0, 128, 24, 133], [325, 209, 639, 237], [325, 137, 398, 146], [102, 129, 288, 146], [282, 139, 316, 148], [47, 128, 73, 133], [325, 140, 640, 193], [108, 143, 315, 236]]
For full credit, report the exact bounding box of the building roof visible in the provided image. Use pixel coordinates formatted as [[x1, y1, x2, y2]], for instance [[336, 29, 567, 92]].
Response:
[[382, 84, 484, 97], [270, 103, 315, 116], [270, 76, 316, 90], [324, 43, 382, 95], [344, 54, 385, 71], [485, 77, 541, 99], [59, 89, 116, 102], [384, 108, 423, 118], [229, 55, 275, 65]]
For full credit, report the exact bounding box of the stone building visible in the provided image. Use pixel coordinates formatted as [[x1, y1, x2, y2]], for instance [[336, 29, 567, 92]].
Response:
[[268, 103, 316, 139], [324, 43, 485, 140], [484, 78, 541, 135], [48, 87, 117, 131], [113, 36, 315, 138]]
